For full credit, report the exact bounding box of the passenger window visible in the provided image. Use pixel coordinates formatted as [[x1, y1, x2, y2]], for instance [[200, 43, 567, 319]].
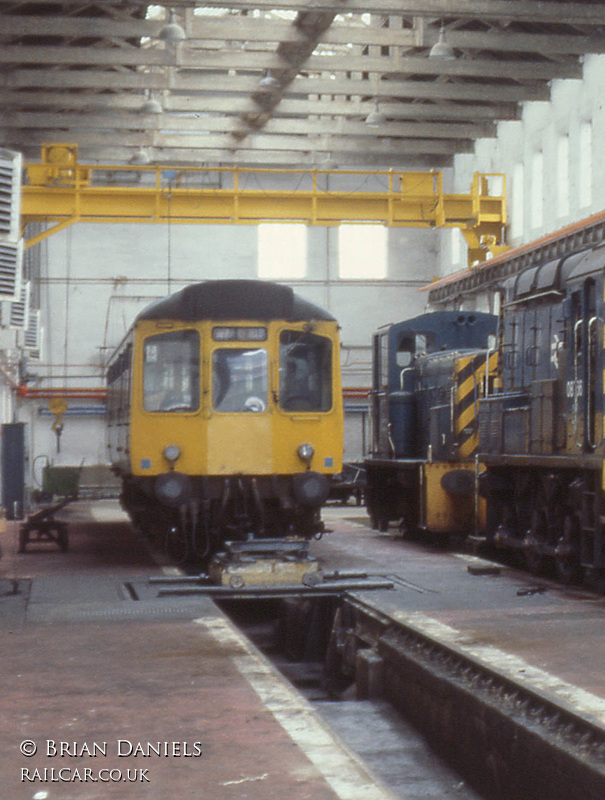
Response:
[[279, 331, 332, 412], [212, 348, 268, 412], [143, 330, 200, 413]]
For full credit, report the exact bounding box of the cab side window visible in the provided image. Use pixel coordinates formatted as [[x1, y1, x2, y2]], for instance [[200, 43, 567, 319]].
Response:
[[279, 331, 332, 412], [143, 330, 200, 413]]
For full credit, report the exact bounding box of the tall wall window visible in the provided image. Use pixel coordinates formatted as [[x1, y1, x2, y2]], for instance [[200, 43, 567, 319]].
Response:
[[338, 224, 387, 279], [258, 223, 307, 278], [451, 228, 463, 266], [579, 122, 593, 209], [511, 162, 524, 239], [531, 151, 543, 230], [557, 134, 570, 218]]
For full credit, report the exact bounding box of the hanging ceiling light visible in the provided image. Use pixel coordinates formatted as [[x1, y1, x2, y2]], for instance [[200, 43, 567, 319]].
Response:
[[321, 152, 336, 169], [429, 24, 456, 60], [365, 99, 386, 128], [159, 9, 186, 42], [141, 91, 162, 114], [259, 70, 281, 89], [131, 147, 151, 165]]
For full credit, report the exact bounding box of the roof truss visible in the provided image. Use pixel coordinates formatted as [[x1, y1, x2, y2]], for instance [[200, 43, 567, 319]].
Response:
[[1, 1, 604, 168]]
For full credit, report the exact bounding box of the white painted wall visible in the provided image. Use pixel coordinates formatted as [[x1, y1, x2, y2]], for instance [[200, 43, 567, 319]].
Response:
[[7, 55, 605, 485], [441, 54, 605, 287], [16, 217, 437, 477]]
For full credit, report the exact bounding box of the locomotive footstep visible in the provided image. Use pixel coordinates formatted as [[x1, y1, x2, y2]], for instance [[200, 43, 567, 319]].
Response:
[[467, 563, 502, 576], [516, 586, 547, 596]]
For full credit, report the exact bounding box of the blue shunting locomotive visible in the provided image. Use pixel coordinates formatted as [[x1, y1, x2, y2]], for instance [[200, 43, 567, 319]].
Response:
[[364, 310, 498, 537], [365, 243, 605, 585]]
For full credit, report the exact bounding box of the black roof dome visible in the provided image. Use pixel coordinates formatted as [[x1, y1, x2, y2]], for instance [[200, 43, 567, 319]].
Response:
[[137, 280, 335, 323]]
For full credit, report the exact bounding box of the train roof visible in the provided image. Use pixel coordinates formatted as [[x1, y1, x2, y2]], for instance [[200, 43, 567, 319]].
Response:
[[504, 249, 595, 302], [137, 280, 336, 323], [386, 310, 497, 352]]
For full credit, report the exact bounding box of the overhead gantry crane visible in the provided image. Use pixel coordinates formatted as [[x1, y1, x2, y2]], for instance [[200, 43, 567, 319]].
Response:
[[21, 144, 508, 265]]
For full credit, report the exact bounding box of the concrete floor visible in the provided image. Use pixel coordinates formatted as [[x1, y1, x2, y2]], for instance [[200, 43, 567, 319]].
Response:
[[3, 498, 605, 800], [0, 501, 396, 800]]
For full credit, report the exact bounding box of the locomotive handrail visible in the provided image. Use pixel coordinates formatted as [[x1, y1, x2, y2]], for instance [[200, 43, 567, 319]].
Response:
[[483, 348, 494, 398], [399, 367, 415, 391], [450, 384, 456, 449], [386, 421, 397, 458], [573, 318, 583, 449], [587, 315, 599, 450]]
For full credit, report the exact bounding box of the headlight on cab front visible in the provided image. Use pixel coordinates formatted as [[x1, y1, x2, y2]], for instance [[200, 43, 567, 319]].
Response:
[[297, 443, 314, 466], [163, 444, 181, 465]]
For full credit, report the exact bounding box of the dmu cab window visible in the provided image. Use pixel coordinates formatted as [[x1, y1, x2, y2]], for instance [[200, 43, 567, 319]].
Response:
[[279, 331, 332, 412], [143, 330, 200, 413], [212, 348, 268, 412]]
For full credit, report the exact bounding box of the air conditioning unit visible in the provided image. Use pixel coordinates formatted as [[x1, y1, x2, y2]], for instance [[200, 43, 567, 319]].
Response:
[[0, 239, 23, 302], [0, 148, 22, 242], [24, 309, 42, 360], [9, 281, 29, 329]]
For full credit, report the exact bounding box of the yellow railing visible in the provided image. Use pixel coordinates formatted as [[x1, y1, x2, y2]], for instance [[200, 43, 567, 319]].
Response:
[[21, 144, 508, 265]]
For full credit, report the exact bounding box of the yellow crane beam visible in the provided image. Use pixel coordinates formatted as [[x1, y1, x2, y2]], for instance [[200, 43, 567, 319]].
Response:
[[21, 144, 508, 265]]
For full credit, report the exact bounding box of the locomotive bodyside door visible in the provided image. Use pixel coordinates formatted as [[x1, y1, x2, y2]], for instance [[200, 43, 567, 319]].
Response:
[[567, 277, 601, 454], [369, 330, 391, 458]]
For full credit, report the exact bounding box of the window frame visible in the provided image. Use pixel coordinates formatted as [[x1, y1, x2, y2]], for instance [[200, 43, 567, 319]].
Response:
[[278, 329, 334, 413], [141, 328, 201, 414], [211, 345, 269, 414]]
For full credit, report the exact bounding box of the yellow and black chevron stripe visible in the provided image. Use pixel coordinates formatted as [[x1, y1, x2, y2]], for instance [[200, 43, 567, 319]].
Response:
[[454, 351, 497, 459]]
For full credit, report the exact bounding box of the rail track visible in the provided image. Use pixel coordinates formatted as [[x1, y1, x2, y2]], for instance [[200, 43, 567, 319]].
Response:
[[137, 558, 605, 800], [332, 594, 605, 800]]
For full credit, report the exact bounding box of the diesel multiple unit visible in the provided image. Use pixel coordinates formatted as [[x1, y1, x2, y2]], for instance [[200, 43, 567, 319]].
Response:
[[106, 280, 343, 564]]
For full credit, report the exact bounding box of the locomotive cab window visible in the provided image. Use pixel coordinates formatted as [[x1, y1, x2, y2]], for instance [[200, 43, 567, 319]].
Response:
[[279, 331, 332, 412], [143, 330, 200, 413], [212, 348, 268, 412]]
